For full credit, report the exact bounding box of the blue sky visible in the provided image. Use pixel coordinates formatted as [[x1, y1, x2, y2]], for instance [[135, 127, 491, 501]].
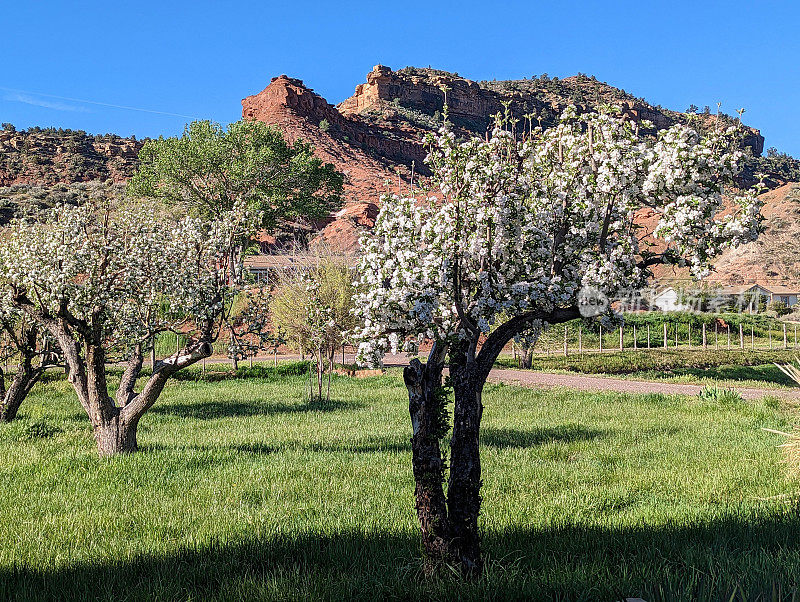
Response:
[[2, 1, 798, 155]]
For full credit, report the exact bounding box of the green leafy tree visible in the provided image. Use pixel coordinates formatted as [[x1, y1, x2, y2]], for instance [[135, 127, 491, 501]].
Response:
[[128, 119, 344, 274]]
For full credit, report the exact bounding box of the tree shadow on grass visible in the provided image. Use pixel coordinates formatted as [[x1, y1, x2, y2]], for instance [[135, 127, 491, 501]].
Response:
[[141, 427, 600, 457], [235, 425, 605, 455], [150, 397, 362, 420], [2, 513, 800, 601], [481, 425, 606, 449]]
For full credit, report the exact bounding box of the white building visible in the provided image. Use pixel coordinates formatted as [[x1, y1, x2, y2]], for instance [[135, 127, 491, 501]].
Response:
[[650, 287, 692, 312]]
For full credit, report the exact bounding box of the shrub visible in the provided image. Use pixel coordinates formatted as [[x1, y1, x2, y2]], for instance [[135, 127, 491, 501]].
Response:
[[763, 425, 800, 479], [170, 360, 312, 382], [21, 419, 62, 440], [768, 300, 792, 316], [697, 385, 743, 405]]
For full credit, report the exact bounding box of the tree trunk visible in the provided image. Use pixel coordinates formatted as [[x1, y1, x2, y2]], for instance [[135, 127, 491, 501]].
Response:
[[116, 344, 143, 407], [316, 348, 323, 401], [403, 342, 453, 570], [402, 307, 579, 578], [519, 345, 534, 369], [0, 322, 44, 423], [446, 353, 484, 576], [0, 368, 34, 423], [94, 413, 138, 456]]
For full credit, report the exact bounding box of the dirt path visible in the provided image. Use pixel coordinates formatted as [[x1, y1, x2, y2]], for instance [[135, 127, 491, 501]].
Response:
[[486, 368, 800, 401]]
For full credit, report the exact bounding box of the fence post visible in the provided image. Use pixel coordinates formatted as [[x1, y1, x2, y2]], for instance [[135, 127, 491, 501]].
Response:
[[702, 323, 707, 349], [619, 326, 623, 351], [769, 327, 773, 350], [688, 324, 692, 349], [663, 322, 668, 349], [578, 326, 583, 355], [675, 324, 678, 348], [751, 324, 754, 350], [784, 323, 788, 349], [647, 324, 651, 349], [563, 325, 568, 357], [599, 325, 603, 353], [633, 325, 637, 350], [727, 325, 731, 349], [739, 324, 744, 350], [715, 323, 719, 349]]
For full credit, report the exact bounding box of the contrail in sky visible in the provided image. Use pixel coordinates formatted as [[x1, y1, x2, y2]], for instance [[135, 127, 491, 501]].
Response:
[[3, 92, 90, 113], [0, 86, 199, 119]]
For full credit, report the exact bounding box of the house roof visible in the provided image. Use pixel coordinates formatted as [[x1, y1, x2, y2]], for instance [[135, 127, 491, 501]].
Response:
[[768, 285, 800, 295], [244, 255, 312, 269], [717, 284, 771, 296], [651, 286, 677, 299]]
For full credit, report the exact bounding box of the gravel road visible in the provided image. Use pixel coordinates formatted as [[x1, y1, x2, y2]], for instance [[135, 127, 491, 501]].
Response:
[[218, 352, 800, 401], [485, 368, 800, 400]]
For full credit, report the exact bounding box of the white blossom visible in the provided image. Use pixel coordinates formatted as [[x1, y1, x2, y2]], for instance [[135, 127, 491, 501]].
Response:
[[354, 108, 762, 365]]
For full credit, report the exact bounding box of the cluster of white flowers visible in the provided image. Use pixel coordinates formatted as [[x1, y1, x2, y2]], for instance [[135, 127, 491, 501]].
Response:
[[354, 107, 762, 365], [0, 189, 253, 353]]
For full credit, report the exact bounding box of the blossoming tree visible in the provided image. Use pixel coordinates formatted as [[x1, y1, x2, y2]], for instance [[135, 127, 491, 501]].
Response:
[[0, 184, 253, 455], [355, 107, 762, 574]]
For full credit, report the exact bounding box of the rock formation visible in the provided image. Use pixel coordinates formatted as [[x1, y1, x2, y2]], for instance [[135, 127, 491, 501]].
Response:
[[0, 127, 141, 187], [242, 65, 768, 252]]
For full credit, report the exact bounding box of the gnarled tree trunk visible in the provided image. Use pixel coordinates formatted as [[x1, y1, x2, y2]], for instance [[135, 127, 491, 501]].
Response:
[[405, 339, 485, 576], [404, 308, 580, 577], [446, 349, 484, 575], [13, 292, 216, 456], [404, 342, 452, 569], [519, 344, 534, 369], [0, 322, 47, 423], [0, 364, 40, 423], [94, 412, 139, 455]]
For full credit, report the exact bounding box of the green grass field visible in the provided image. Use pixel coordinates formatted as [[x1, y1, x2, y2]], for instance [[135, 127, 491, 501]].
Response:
[[1, 367, 800, 600], [497, 348, 800, 388]]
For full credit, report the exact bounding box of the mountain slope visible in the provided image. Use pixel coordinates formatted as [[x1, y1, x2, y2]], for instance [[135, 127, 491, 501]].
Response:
[[242, 65, 775, 252], [0, 126, 141, 187], [707, 183, 800, 286]]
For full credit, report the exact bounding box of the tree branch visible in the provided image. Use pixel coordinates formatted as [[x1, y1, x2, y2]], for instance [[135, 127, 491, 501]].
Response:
[[121, 339, 213, 421], [475, 305, 580, 382]]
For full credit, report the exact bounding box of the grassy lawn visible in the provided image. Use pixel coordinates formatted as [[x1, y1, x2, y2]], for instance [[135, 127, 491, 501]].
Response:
[[497, 349, 800, 389], [1, 367, 799, 600]]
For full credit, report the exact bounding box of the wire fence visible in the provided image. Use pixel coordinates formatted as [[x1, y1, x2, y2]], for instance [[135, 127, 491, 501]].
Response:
[[524, 319, 800, 357]]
